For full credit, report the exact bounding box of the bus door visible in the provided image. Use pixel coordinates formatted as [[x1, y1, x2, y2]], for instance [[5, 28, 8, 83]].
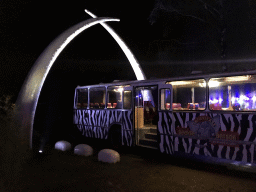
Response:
[[135, 85, 158, 148]]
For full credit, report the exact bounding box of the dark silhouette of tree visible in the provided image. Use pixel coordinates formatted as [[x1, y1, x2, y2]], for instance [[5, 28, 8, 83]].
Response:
[[148, 0, 228, 59]]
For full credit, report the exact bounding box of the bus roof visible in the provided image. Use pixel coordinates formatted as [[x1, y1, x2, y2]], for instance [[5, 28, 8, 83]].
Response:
[[75, 69, 256, 89]]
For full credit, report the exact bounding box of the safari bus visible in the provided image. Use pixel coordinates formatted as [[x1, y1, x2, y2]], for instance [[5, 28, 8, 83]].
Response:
[[73, 70, 256, 167]]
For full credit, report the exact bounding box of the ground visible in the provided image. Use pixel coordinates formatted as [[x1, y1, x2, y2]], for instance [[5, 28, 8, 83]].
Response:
[[2, 144, 256, 192]]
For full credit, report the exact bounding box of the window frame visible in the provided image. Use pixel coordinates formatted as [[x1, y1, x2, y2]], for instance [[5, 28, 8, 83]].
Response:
[[75, 88, 89, 109], [167, 79, 206, 111], [208, 75, 256, 112], [107, 86, 124, 109], [159, 88, 172, 111], [89, 86, 106, 109], [123, 89, 132, 109]]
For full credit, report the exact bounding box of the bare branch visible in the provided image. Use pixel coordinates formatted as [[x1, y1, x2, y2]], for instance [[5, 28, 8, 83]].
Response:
[[198, 0, 222, 19]]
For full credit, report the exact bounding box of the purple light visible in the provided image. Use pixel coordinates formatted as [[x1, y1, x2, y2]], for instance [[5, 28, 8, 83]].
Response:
[[209, 98, 223, 104], [252, 96, 256, 102], [210, 93, 256, 110], [231, 94, 255, 110]]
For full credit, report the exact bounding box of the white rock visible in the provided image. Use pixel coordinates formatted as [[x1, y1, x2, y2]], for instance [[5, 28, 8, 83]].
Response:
[[98, 149, 120, 163], [74, 144, 93, 156], [54, 140, 71, 151]]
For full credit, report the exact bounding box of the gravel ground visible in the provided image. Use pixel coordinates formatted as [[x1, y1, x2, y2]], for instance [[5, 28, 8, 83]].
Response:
[[2, 144, 256, 192]]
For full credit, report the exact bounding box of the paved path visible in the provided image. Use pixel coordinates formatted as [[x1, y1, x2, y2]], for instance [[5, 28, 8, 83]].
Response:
[[3, 148, 256, 192]]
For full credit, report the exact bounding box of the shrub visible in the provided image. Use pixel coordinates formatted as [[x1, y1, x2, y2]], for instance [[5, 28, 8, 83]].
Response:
[[0, 95, 15, 121]]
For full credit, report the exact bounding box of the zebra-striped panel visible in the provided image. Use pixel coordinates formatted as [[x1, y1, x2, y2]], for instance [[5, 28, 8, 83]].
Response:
[[159, 111, 256, 163], [158, 112, 174, 154], [123, 130, 133, 146], [159, 134, 174, 154], [122, 111, 133, 130], [74, 109, 133, 146], [77, 125, 108, 139], [121, 111, 134, 146], [73, 109, 109, 127], [174, 136, 255, 163]]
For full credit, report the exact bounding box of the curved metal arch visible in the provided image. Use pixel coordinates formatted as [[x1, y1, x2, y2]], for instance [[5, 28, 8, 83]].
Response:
[[84, 9, 146, 80], [15, 17, 120, 150]]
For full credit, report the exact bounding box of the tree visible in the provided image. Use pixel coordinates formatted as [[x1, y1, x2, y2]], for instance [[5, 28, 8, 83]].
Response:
[[148, 0, 229, 60]]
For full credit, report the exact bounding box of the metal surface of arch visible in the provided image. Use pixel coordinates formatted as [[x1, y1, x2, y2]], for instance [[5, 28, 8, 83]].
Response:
[[84, 9, 146, 80], [15, 17, 120, 150]]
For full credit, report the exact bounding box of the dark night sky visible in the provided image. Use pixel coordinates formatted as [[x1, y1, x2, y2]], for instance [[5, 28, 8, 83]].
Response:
[[1, 0, 256, 100]]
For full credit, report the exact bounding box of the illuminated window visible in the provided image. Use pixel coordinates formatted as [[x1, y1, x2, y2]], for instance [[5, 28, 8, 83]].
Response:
[[124, 91, 132, 109], [90, 87, 106, 109], [167, 79, 206, 110], [160, 89, 171, 110], [107, 86, 123, 109], [209, 75, 256, 111], [76, 89, 88, 109]]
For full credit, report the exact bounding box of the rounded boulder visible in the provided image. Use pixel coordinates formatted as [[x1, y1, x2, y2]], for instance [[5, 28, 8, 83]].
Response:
[[54, 140, 72, 151], [98, 149, 120, 163], [74, 144, 93, 156]]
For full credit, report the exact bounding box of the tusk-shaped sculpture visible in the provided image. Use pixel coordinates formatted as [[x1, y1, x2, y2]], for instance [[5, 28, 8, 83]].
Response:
[[14, 17, 119, 150], [84, 9, 146, 80]]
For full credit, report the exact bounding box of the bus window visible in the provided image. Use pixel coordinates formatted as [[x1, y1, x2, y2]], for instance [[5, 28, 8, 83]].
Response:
[[124, 91, 132, 109], [76, 88, 88, 109], [160, 89, 171, 110], [107, 86, 123, 109], [90, 87, 106, 109], [209, 75, 256, 111], [167, 79, 206, 110]]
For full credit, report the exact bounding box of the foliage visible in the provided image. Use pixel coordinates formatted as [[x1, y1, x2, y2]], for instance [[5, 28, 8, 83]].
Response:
[[0, 95, 15, 121]]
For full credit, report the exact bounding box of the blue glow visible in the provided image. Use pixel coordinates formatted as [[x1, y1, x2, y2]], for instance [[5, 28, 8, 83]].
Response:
[[209, 84, 256, 109], [231, 94, 254, 109]]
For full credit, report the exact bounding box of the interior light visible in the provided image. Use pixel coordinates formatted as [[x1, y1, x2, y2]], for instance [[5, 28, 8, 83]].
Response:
[[209, 98, 223, 104], [114, 87, 123, 92], [237, 95, 249, 105], [240, 95, 249, 101], [141, 90, 151, 101], [225, 75, 251, 82], [208, 81, 220, 87], [199, 82, 206, 87], [169, 81, 193, 86], [210, 99, 218, 104]]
